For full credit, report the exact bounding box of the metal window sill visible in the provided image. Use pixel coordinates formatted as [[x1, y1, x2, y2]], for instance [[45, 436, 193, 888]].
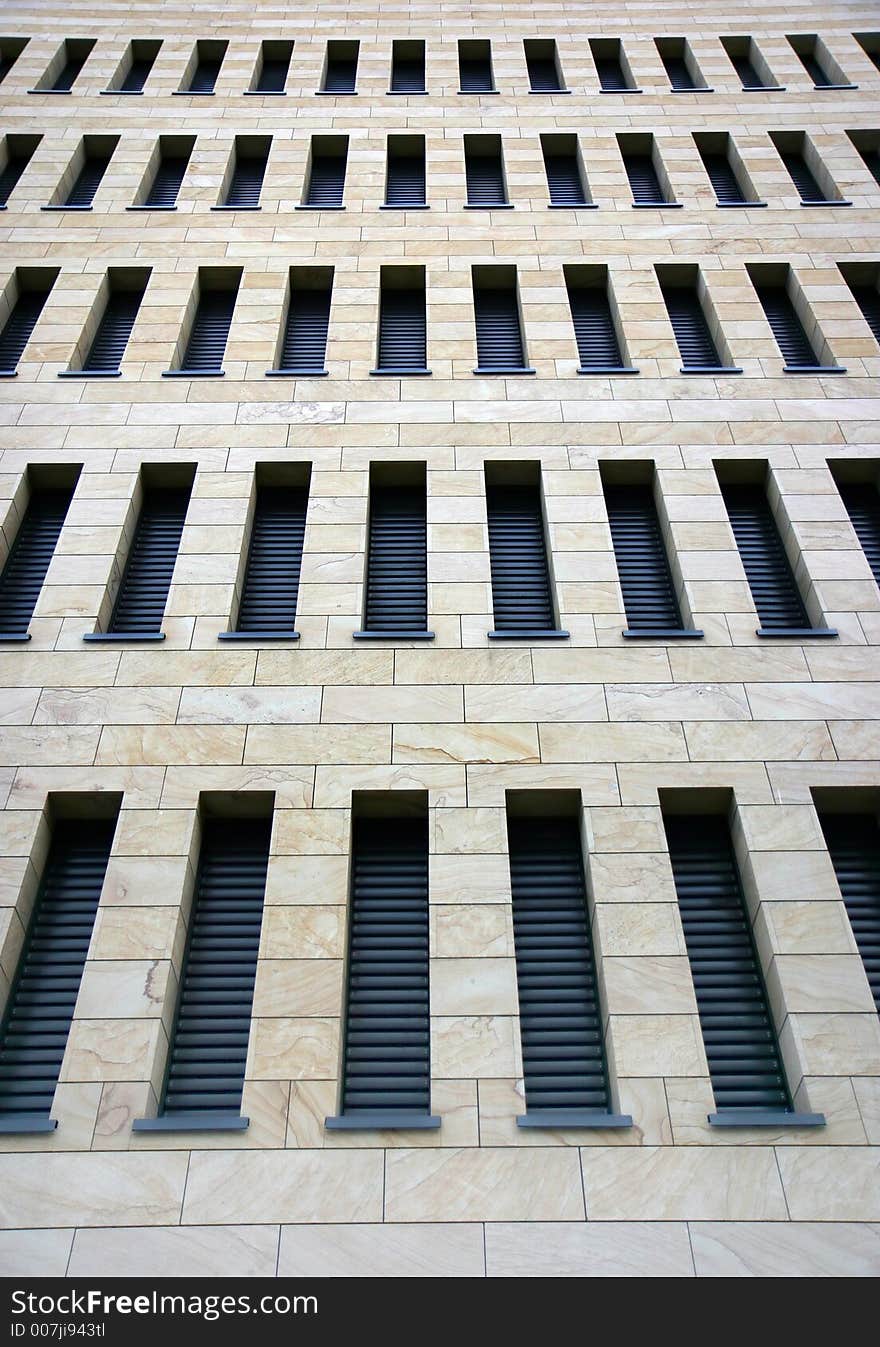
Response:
[[133, 1113, 249, 1133], [83, 632, 166, 643], [600, 87, 643, 93], [578, 366, 639, 375], [517, 1111, 632, 1130], [211, 205, 262, 211], [162, 369, 225, 377], [679, 366, 743, 375], [716, 201, 768, 208], [669, 86, 715, 93], [244, 90, 287, 96], [623, 628, 704, 640], [174, 90, 216, 96], [58, 370, 121, 378], [295, 204, 346, 211], [799, 199, 852, 207], [369, 368, 432, 376], [549, 202, 598, 209], [28, 88, 73, 95], [126, 205, 178, 211], [464, 203, 514, 210], [782, 365, 846, 374], [756, 627, 838, 639], [265, 368, 328, 377], [325, 1112, 440, 1131], [101, 89, 144, 96], [632, 201, 683, 208], [812, 83, 857, 91], [379, 203, 430, 210], [218, 630, 300, 641], [315, 89, 358, 96], [741, 84, 786, 91], [0, 370, 18, 378], [0, 1114, 57, 1134], [0, 632, 31, 642], [386, 89, 429, 96], [41, 205, 93, 212], [709, 1110, 825, 1128], [353, 629, 435, 641], [488, 629, 570, 641], [473, 367, 536, 375], [528, 88, 571, 94], [458, 89, 499, 95]]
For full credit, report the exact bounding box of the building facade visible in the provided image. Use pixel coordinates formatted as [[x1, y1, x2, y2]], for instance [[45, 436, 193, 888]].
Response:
[[0, 0, 878, 1278]]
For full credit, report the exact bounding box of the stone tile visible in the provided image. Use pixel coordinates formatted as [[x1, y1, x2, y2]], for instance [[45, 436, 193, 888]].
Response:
[[68, 1225, 280, 1278], [183, 1151, 384, 1224], [777, 1148, 880, 1221], [581, 1146, 788, 1220], [485, 1222, 694, 1277], [0, 1230, 73, 1277], [385, 1148, 585, 1222], [278, 1224, 484, 1277], [0, 1154, 187, 1227], [690, 1222, 880, 1277]]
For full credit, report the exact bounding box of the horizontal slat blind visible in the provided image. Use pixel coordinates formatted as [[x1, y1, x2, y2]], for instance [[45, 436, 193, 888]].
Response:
[[257, 54, 290, 92], [160, 818, 271, 1118], [340, 816, 430, 1118], [51, 46, 91, 92], [846, 283, 880, 344], [661, 287, 723, 367], [236, 484, 308, 633], [363, 484, 427, 632], [699, 151, 746, 203], [526, 51, 561, 91], [278, 284, 332, 372], [567, 284, 625, 368], [323, 49, 357, 91], [0, 817, 117, 1121], [819, 813, 880, 1014], [661, 52, 695, 89], [605, 483, 683, 629], [83, 287, 146, 372], [108, 484, 191, 634], [145, 151, 190, 207], [459, 52, 493, 91], [779, 149, 825, 202], [385, 146, 426, 206], [622, 150, 665, 203], [720, 482, 809, 628], [0, 485, 75, 634], [508, 815, 612, 1115], [180, 289, 238, 372], [225, 150, 268, 207], [727, 50, 761, 87], [837, 480, 880, 587], [188, 53, 222, 93], [486, 482, 555, 631], [465, 144, 506, 205], [796, 49, 830, 85], [65, 150, 112, 207], [594, 52, 628, 90], [390, 49, 425, 92], [377, 289, 427, 371], [665, 814, 792, 1114], [120, 55, 154, 92], [305, 148, 347, 206], [543, 148, 587, 205], [0, 145, 36, 205], [751, 282, 818, 367], [473, 284, 526, 368], [0, 286, 52, 372]]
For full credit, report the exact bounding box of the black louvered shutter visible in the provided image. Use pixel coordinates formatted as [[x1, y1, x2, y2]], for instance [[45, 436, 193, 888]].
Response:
[[0, 145, 36, 206], [594, 51, 628, 90], [225, 150, 267, 207], [508, 816, 615, 1121], [181, 290, 237, 372], [779, 149, 826, 202], [385, 146, 426, 206], [752, 282, 818, 368], [486, 483, 555, 632], [0, 485, 75, 635], [526, 50, 561, 92], [623, 151, 665, 204], [0, 817, 116, 1127], [662, 287, 723, 368], [662, 53, 696, 89], [277, 286, 332, 373], [567, 285, 625, 370], [665, 815, 793, 1115], [120, 55, 154, 92], [108, 484, 191, 635], [189, 53, 222, 93], [837, 481, 880, 587], [65, 149, 112, 207], [720, 482, 810, 629], [145, 151, 190, 207], [819, 813, 880, 1015], [605, 484, 683, 630], [83, 287, 145, 373], [51, 45, 91, 92], [465, 145, 506, 205], [459, 50, 493, 92], [336, 816, 431, 1122], [846, 283, 880, 344], [324, 48, 357, 92], [236, 484, 308, 633], [158, 818, 270, 1121], [699, 151, 746, 204], [257, 52, 290, 92], [305, 148, 346, 206], [474, 285, 526, 369], [543, 147, 587, 205], [0, 287, 52, 372], [363, 485, 427, 633], [390, 46, 425, 92], [727, 49, 762, 87], [377, 291, 427, 372]]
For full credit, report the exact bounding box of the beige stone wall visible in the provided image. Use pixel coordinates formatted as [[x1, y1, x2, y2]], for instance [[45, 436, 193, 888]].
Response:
[[0, 0, 879, 1277]]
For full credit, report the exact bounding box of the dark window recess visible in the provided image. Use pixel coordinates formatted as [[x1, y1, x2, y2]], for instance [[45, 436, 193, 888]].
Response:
[[187, 45, 225, 93], [255, 42, 292, 92], [119, 43, 160, 92], [82, 281, 148, 373], [525, 40, 563, 91], [465, 139, 506, 206], [791, 41, 832, 87], [180, 288, 238, 372], [751, 280, 819, 368], [836, 480, 880, 587], [622, 149, 666, 203], [459, 40, 493, 92], [486, 482, 555, 631], [236, 484, 308, 633], [377, 288, 427, 372], [158, 818, 271, 1120], [0, 138, 40, 206], [473, 281, 526, 370], [852, 137, 880, 185], [566, 281, 625, 370], [108, 484, 191, 635], [0, 39, 27, 86], [542, 140, 588, 205], [777, 147, 827, 202], [323, 41, 358, 92], [390, 40, 425, 92], [508, 814, 613, 1118], [819, 813, 880, 1014], [723, 42, 763, 88], [0, 282, 53, 372], [591, 41, 630, 90], [363, 484, 428, 633], [144, 146, 192, 207], [304, 143, 347, 206], [65, 145, 114, 207], [224, 145, 268, 207], [720, 482, 810, 628], [844, 280, 880, 344], [47, 40, 94, 92], [661, 286, 724, 368], [605, 484, 683, 630], [665, 815, 793, 1114], [337, 815, 431, 1121], [0, 485, 76, 635], [0, 817, 117, 1124], [698, 148, 746, 204], [385, 141, 426, 206], [855, 35, 880, 72], [277, 280, 332, 373], [658, 43, 697, 89]]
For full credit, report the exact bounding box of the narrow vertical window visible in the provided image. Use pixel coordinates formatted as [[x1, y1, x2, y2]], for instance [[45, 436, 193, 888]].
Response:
[[524, 39, 565, 92], [0, 466, 79, 640], [0, 134, 41, 208], [250, 40, 292, 93], [506, 795, 629, 1129], [181, 39, 227, 94], [301, 135, 348, 208], [108, 39, 161, 93], [590, 38, 638, 91], [356, 464, 431, 639], [485, 462, 565, 638], [166, 268, 241, 376], [769, 131, 849, 206], [747, 263, 843, 373], [617, 133, 679, 206], [541, 134, 592, 207], [48, 135, 117, 209], [390, 39, 425, 93], [133, 808, 273, 1131], [0, 267, 58, 375], [656, 264, 740, 373], [846, 130, 880, 186], [0, 37, 28, 86], [321, 40, 358, 93], [839, 262, 880, 346], [464, 134, 508, 207], [830, 467, 880, 589], [787, 33, 854, 89], [373, 266, 429, 375], [136, 135, 194, 209], [221, 465, 310, 640], [472, 265, 532, 373], [693, 132, 761, 206], [33, 39, 95, 93], [0, 800, 120, 1133], [63, 267, 149, 377], [663, 806, 823, 1127], [270, 266, 333, 375], [817, 807, 880, 1015], [216, 136, 270, 209], [326, 795, 437, 1131], [655, 37, 709, 91], [458, 39, 494, 93], [384, 135, 427, 208], [719, 36, 780, 90], [564, 264, 634, 374], [854, 33, 880, 73]]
